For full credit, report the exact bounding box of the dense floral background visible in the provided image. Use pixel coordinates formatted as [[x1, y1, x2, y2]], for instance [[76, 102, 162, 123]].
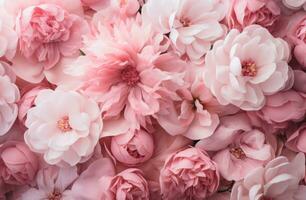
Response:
[[0, 0, 306, 199]]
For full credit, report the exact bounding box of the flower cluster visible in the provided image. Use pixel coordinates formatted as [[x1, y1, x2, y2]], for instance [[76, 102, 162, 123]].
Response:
[[0, 0, 306, 199]]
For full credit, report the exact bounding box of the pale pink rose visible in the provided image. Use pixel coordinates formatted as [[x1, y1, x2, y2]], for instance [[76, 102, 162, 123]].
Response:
[[248, 90, 306, 131], [142, 0, 226, 64], [156, 74, 235, 140], [204, 25, 292, 111], [283, 0, 306, 10], [24, 89, 103, 166], [18, 85, 50, 124], [160, 147, 220, 200], [226, 0, 281, 31], [111, 129, 154, 166], [101, 168, 149, 200], [286, 12, 306, 67], [5, 0, 89, 83], [286, 123, 306, 154], [63, 18, 186, 129], [21, 166, 78, 200], [197, 113, 274, 181], [231, 153, 306, 200], [0, 141, 38, 186], [0, 62, 20, 136]]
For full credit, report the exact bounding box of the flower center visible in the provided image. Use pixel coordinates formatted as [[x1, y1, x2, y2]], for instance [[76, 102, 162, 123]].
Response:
[[48, 189, 62, 200], [127, 145, 144, 159], [241, 60, 257, 77], [121, 66, 140, 87], [57, 116, 72, 132], [230, 147, 246, 159], [180, 17, 191, 27]]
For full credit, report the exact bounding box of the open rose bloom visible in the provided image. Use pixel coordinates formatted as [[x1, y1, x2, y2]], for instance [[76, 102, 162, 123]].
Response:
[[1, 0, 306, 199]]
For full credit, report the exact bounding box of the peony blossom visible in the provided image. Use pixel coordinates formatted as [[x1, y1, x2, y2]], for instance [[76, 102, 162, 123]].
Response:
[[230, 153, 306, 200], [225, 0, 281, 31], [0, 61, 20, 136], [159, 147, 220, 200], [142, 0, 226, 63], [156, 74, 236, 140], [197, 113, 274, 181], [4, 0, 89, 83], [24, 89, 103, 166], [21, 166, 78, 200], [204, 25, 292, 111], [0, 141, 38, 186], [62, 18, 186, 129], [111, 129, 154, 166]]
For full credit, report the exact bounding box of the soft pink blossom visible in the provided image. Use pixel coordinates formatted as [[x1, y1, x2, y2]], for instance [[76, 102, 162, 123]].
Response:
[[156, 74, 236, 140], [204, 25, 292, 111], [24, 89, 103, 166], [248, 90, 306, 130], [142, 0, 226, 64], [286, 12, 306, 67], [0, 141, 38, 186], [100, 168, 149, 200], [226, 0, 281, 31], [62, 18, 186, 129], [197, 113, 274, 181], [159, 147, 220, 200], [5, 0, 89, 83], [0, 62, 20, 136], [21, 166, 78, 200], [230, 153, 306, 200], [111, 129, 154, 166]]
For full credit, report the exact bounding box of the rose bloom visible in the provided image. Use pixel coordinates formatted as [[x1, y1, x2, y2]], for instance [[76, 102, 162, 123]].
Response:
[[62, 18, 186, 129], [142, 0, 226, 63], [101, 168, 150, 200], [197, 113, 274, 181], [0, 141, 38, 186], [225, 0, 281, 31], [248, 90, 306, 131], [111, 129, 154, 166], [286, 12, 306, 68], [21, 166, 78, 200], [0, 62, 20, 136], [231, 153, 306, 200], [204, 25, 292, 111], [159, 147, 220, 200], [4, 0, 89, 83], [24, 89, 103, 166]]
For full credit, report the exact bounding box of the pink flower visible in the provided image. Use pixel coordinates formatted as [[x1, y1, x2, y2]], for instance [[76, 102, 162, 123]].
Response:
[[226, 0, 281, 31], [142, 0, 226, 63], [159, 147, 220, 200], [156, 75, 232, 140], [197, 113, 274, 181], [231, 153, 306, 200], [63, 18, 185, 129], [283, 0, 306, 10], [21, 166, 78, 200], [0, 141, 38, 186], [286, 12, 306, 67], [0, 62, 20, 136], [5, 0, 89, 83], [286, 123, 306, 153], [101, 168, 150, 200], [24, 89, 103, 166], [248, 90, 306, 130], [18, 85, 50, 124], [204, 25, 292, 111], [111, 129, 154, 166]]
